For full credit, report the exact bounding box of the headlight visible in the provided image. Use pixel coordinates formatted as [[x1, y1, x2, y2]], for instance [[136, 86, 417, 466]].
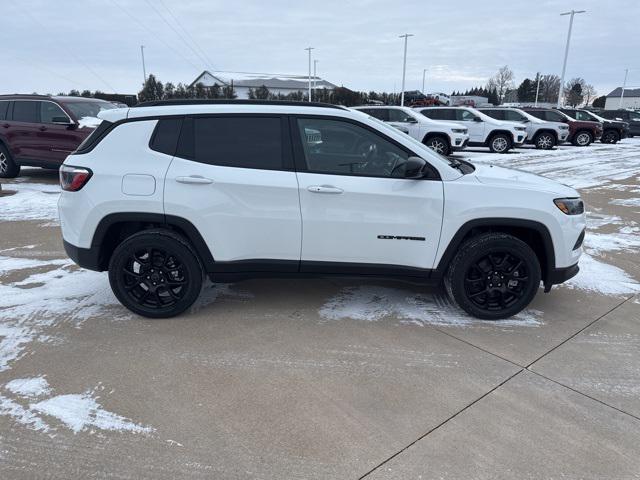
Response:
[[554, 198, 584, 215], [514, 126, 526, 131], [452, 128, 467, 134]]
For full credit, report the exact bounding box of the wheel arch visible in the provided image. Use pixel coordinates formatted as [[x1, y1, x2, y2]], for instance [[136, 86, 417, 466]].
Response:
[[534, 128, 558, 140], [90, 212, 215, 272], [422, 131, 451, 145], [433, 218, 555, 285], [486, 129, 514, 144]]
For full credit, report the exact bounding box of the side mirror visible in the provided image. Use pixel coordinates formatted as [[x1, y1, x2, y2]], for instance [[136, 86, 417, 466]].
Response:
[[473, 117, 483, 122], [404, 156, 427, 179], [404, 117, 418, 123]]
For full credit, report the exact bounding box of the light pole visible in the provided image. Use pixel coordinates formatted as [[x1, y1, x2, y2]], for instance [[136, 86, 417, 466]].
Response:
[[557, 9, 586, 108], [619, 69, 629, 108], [314, 60, 318, 95], [399, 34, 413, 106], [305, 47, 314, 102], [534, 72, 541, 107], [140, 45, 147, 86], [422, 68, 427, 93]]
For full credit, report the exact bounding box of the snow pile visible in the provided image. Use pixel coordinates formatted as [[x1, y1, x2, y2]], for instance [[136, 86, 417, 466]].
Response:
[[0, 182, 61, 223], [319, 285, 543, 327], [565, 252, 640, 296], [77, 116, 102, 129], [1, 378, 152, 434]]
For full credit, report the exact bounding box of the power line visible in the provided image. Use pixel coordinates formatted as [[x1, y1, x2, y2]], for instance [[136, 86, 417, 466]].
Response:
[[156, 0, 216, 70], [108, 0, 202, 73], [143, 0, 214, 71]]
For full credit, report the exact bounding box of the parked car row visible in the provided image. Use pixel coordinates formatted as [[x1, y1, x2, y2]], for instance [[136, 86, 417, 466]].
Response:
[[353, 104, 629, 157], [0, 93, 634, 179]]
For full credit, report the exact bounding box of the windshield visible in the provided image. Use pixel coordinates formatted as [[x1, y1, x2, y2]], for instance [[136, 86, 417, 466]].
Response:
[[63, 100, 116, 120], [586, 111, 607, 122]]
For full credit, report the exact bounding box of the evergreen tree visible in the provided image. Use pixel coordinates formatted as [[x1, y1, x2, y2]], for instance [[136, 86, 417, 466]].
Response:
[[516, 78, 537, 102], [164, 82, 175, 99], [138, 74, 164, 102], [254, 85, 270, 100], [592, 95, 606, 108]]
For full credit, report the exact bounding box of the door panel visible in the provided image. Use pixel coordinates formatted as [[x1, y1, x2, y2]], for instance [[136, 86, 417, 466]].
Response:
[[163, 115, 302, 264], [6, 100, 41, 160], [293, 117, 444, 270], [456, 109, 484, 142], [34, 101, 84, 164]]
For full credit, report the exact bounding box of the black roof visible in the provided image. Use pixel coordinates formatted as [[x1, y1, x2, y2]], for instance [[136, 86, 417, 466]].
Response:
[[134, 99, 346, 109]]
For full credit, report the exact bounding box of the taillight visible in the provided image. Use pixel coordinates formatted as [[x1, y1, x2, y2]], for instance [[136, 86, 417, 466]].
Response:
[[60, 165, 92, 191]]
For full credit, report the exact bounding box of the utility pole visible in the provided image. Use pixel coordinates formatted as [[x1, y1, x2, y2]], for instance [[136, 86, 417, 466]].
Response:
[[534, 72, 541, 107], [305, 47, 314, 102], [619, 69, 629, 108], [557, 9, 586, 108], [399, 34, 413, 106], [140, 45, 147, 86], [422, 68, 427, 93]]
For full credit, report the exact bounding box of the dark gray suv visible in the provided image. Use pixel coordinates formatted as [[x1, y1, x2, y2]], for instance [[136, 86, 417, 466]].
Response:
[[597, 110, 640, 137]]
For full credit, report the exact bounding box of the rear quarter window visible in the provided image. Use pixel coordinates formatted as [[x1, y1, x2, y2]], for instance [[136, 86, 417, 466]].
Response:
[[74, 120, 114, 154], [149, 117, 183, 156]]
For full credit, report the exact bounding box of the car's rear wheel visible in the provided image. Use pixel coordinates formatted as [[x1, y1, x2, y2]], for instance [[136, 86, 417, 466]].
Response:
[[424, 135, 450, 156], [0, 145, 20, 178], [572, 131, 593, 146], [444, 233, 541, 320], [488, 133, 511, 153], [533, 132, 556, 150], [601, 130, 620, 144], [108, 230, 203, 318]]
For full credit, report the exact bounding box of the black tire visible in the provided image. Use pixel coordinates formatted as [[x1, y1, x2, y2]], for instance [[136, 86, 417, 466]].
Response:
[[0, 144, 20, 178], [444, 232, 541, 320], [108, 229, 203, 318], [533, 131, 556, 150], [424, 135, 450, 156], [488, 133, 511, 153], [600, 130, 620, 144], [571, 130, 593, 146]]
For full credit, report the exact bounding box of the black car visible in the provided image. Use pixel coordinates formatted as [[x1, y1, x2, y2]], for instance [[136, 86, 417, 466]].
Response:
[[597, 110, 640, 137], [559, 108, 629, 144]]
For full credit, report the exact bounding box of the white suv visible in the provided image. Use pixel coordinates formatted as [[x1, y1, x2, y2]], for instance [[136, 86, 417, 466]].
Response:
[[478, 107, 570, 149], [352, 106, 469, 156], [416, 106, 527, 153], [58, 100, 586, 320]]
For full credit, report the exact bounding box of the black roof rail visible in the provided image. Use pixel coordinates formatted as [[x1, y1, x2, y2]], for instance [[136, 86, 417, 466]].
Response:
[[133, 99, 347, 109], [0, 94, 52, 99]]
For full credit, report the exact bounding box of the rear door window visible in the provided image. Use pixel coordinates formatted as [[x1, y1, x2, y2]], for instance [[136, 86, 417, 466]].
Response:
[[482, 109, 503, 120], [545, 111, 566, 122], [12, 101, 39, 123], [186, 116, 284, 170]]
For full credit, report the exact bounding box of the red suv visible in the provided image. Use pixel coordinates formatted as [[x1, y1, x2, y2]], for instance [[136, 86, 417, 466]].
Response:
[[521, 108, 603, 146], [0, 95, 116, 178]]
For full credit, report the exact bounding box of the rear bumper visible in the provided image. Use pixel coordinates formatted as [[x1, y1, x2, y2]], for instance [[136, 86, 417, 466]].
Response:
[[63, 239, 102, 271]]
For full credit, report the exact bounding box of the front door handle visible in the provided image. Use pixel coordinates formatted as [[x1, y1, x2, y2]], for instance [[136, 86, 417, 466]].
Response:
[[307, 185, 343, 194], [176, 175, 213, 185]]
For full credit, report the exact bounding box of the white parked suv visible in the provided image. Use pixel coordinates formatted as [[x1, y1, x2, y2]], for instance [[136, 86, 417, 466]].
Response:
[[353, 106, 469, 155], [416, 106, 528, 153], [58, 100, 586, 320], [478, 107, 570, 149]]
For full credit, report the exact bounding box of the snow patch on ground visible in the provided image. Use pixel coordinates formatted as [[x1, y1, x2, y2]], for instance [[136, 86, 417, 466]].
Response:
[[0, 377, 152, 435], [319, 286, 543, 327], [0, 255, 66, 275], [0, 182, 61, 223], [565, 253, 640, 296], [5, 376, 51, 398], [584, 228, 640, 256], [610, 197, 640, 207]]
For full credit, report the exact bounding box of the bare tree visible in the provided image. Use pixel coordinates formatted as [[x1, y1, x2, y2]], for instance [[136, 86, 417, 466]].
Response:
[[487, 65, 515, 104], [563, 77, 586, 107], [582, 84, 597, 106], [538, 74, 561, 103]]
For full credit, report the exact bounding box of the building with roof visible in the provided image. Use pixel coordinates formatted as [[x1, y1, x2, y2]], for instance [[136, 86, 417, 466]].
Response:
[[190, 71, 338, 99], [605, 87, 640, 110]]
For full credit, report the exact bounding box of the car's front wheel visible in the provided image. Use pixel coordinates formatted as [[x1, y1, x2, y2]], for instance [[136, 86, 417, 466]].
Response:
[[488, 133, 511, 153], [424, 135, 450, 156], [444, 232, 541, 320], [0, 144, 20, 178], [572, 131, 593, 146], [108, 230, 203, 318], [601, 130, 620, 144], [533, 132, 556, 150]]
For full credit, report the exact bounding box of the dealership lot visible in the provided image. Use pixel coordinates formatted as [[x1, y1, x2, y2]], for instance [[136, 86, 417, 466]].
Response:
[[1, 141, 639, 478]]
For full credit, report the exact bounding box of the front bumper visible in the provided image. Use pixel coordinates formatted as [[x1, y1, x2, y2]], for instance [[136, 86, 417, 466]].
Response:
[[545, 263, 579, 291], [558, 130, 569, 141], [451, 137, 469, 151], [513, 133, 526, 145]]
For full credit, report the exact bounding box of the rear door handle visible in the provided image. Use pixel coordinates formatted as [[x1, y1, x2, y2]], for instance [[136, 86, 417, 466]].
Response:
[[39, 126, 47, 131], [307, 185, 343, 194], [176, 175, 213, 185], [2, 123, 9, 128]]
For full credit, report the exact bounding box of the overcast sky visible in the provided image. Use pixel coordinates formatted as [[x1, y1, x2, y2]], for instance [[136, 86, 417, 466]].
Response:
[[2, 0, 638, 97]]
